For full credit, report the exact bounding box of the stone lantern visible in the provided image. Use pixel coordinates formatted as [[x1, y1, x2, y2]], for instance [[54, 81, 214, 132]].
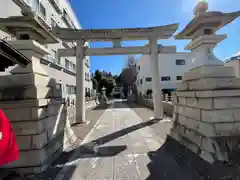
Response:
[[0, 14, 77, 175], [100, 86, 108, 104], [171, 1, 240, 164]]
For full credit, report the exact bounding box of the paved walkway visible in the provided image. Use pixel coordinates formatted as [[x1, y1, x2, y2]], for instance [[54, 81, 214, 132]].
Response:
[[56, 101, 167, 180], [54, 101, 240, 180]]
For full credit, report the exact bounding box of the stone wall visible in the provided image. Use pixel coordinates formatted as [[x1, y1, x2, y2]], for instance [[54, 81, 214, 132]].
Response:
[[0, 39, 98, 175], [170, 65, 240, 164], [0, 73, 97, 176], [1, 89, 97, 175]]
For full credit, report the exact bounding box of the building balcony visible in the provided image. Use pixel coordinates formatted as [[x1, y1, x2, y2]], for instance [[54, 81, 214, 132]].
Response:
[[49, 0, 62, 14]]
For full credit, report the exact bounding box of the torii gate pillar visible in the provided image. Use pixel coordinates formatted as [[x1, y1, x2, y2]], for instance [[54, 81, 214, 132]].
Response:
[[150, 37, 163, 119], [53, 23, 179, 122], [76, 40, 86, 123]]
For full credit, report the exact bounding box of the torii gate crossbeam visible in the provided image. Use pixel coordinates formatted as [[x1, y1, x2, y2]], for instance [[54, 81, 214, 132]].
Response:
[[53, 24, 179, 124]]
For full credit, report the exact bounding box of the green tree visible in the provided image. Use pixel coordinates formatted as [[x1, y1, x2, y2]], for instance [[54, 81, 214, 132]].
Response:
[[91, 70, 119, 96]]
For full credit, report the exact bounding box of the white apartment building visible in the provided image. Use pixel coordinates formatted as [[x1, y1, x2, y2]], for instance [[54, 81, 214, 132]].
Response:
[[136, 50, 195, 95], [225, 52, 240, 77], [0, 0, 92, 97]]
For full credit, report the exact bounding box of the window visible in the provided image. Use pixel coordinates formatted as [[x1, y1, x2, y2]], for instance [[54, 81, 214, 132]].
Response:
[[138, 66, 140, 70], [176, 59, 185, 65], [56, 83, 62, 90], [56, 57, 61, 65], [65, 59, 70, 69], [85, 58, 89, 66], [66, 85, 71, 94], [69, 62, 73, 70], [87, 73, 90, 81], [145, 77, 152, 82], [50, 49, 57, 63], [39, 3, 46, 19], [70, 85, 76, 94], [51, 18, 57, 28], [63, 9, 75, 28], [74, 86, 76, 94], [146, 89, 153, 95], [140, 79, 143, 84], [161, 76, 171, 81], [49, 0, 61, 14], [176, 76, 183, 80], [66, 85, 76, 94], [73, 64, 76, 72], [31, 0, 40, 11]]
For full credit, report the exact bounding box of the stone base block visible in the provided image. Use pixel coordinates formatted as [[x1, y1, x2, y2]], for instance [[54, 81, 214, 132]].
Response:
[[2, 99, 64, 122], [0, 73, 56, 89], [0, 86, 53, 101], [171, 64, 240, 164], [0, 96, 77, 175], [5, 131, 63, 168], [184, 65, 235, 81], [4, 125, 77, 174], [4, 138, 73, 175]]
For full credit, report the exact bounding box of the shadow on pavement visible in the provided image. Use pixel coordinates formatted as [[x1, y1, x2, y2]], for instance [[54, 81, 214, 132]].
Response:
[[56, 165, 77, 180], [55, 118, 160, 179], [85, 118, 160, 146], [74, 145, 127, 158], [146, 136, 240, 180]]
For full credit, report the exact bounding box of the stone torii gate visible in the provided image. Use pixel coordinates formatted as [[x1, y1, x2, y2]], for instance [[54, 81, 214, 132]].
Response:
[[53, 24, 179, 123]]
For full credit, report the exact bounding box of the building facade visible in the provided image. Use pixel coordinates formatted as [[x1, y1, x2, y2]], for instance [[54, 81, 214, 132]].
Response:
[[0, 0, 92, 97], [136, 52, 195, 95], [225, 52, 240, 77]]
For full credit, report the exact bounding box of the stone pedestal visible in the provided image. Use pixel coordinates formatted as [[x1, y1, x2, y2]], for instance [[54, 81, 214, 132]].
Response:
[[170, 65, 240, 163], [0, 40, 76, 174]]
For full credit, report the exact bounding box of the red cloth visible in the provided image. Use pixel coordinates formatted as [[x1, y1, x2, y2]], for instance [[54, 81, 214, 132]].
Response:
[[0, 109, 19, 166]]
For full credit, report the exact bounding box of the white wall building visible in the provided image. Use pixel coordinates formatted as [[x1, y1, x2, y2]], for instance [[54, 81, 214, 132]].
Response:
[[225, 52, 240, 77], [0, 0, 92, 97], [136, 51, 195, 95]]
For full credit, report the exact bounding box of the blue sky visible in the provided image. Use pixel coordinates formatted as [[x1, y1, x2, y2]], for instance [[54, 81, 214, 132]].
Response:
[[69, 0, 240, 75]]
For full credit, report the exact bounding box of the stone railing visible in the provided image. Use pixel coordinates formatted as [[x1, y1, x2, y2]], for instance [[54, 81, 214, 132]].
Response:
[[137, 94, 174, 117], [143, 93, 172, 102], [65, 94, 98, 125]]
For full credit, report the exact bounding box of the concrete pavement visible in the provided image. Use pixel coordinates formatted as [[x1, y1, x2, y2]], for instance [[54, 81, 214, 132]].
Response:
[[55, 101, 166, 180], [53, 100, 240, 180]]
